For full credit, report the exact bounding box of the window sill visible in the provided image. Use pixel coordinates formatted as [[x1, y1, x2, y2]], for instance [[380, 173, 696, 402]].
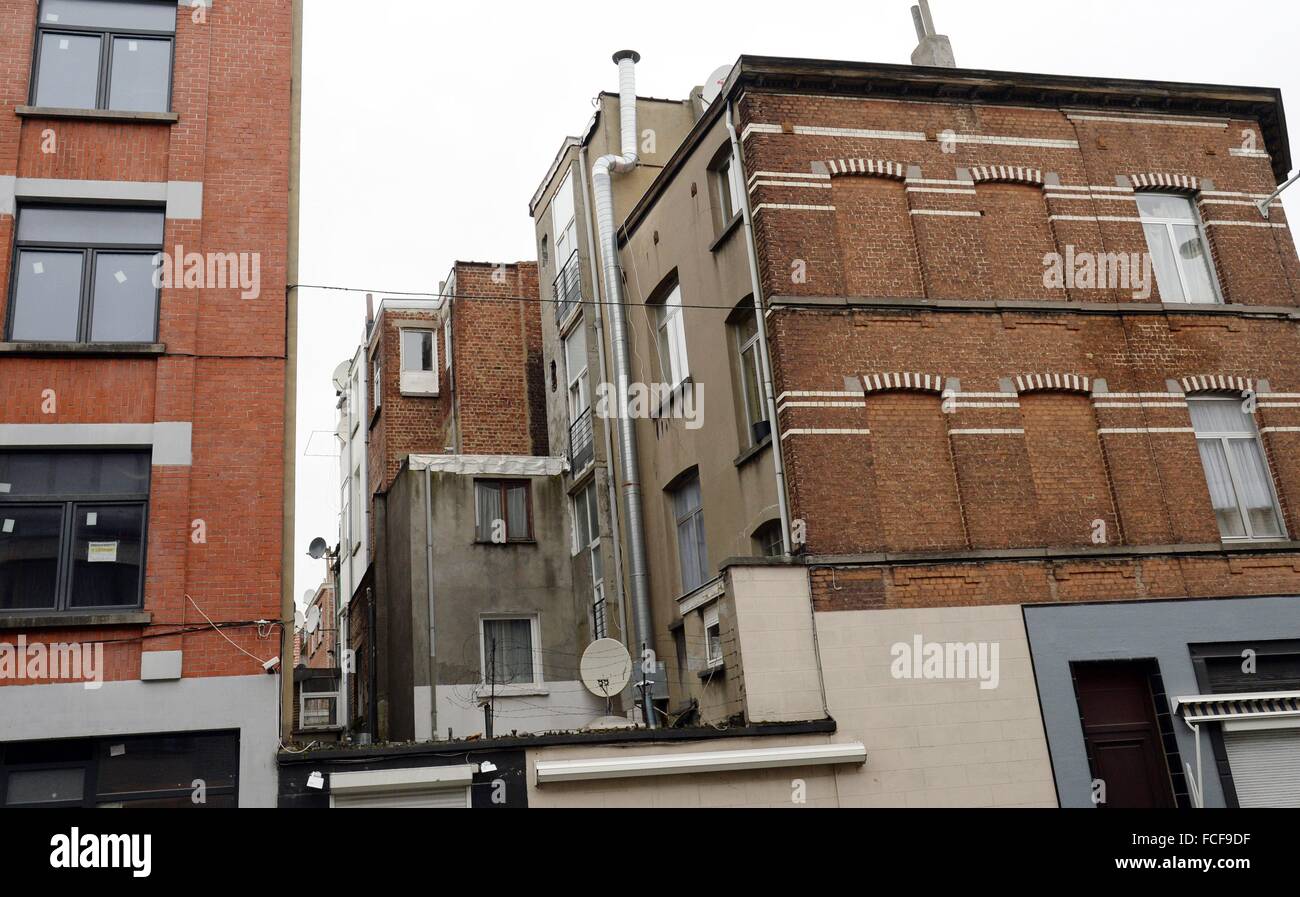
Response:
[[399, 390, 440, 398], [16, 105, 178, 124], [0, 341, 166, 356], [474, 683, 549, 698], [709, 213, 744, 253], [0, 610, 150, 630], [473, 539, 537, 546], [698, 663, 726, 680], [733, 433, 772, 468]]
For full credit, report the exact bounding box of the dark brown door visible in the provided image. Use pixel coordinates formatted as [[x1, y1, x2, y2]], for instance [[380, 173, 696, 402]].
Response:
[[1073, 661, 1177, 808]]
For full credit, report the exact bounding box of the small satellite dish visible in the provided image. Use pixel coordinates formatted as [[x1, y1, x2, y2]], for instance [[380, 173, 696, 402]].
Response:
[[294, 608, 305, 630], [307, 537, 329, 560], [305, 604, 321, 634], [331, 360, 351, 393], [700, 64, 731, 109], [580, 638, 633, 699]]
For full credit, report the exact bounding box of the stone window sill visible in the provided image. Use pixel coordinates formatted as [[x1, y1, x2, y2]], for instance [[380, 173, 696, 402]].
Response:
[[16, 105, 178, 124], [0, 341, 166, 357], [0, 611, 150, 630]]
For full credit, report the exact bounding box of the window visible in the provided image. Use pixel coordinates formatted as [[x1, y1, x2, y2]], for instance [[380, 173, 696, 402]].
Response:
[[653, 283, 689, 388], [539, 235, 549, 267], [350, 466, 363, 556], [704, 605, 722, 668], [399, 328, 437, 394], [572, 481, 604, 639], [474, 480, 532, 543], [340, 481, 350, 557], [0, 452, 149, 613], [481, 617, 539, 687], [671, 474, 708, 594], [754, 519, 784, 557], [444, 318, 452, 370], [349, 369, 361, 436], [8, 205, 164, 343], [1190, 397, 1284, 541], [371, 354, 381, 411], [1137, 193, 1221, 303], [2, 731, 238, 808], [552, 170, 577, 265], [715, 154, 743, 223], [734, 309, 770, 446], [563, 324, 589, 419], [299, 676, 341, 729], [32, 0, 176, 113]]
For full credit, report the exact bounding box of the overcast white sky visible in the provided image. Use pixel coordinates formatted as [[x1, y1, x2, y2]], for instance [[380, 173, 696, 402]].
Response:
[[292, 0, 1300, 603]]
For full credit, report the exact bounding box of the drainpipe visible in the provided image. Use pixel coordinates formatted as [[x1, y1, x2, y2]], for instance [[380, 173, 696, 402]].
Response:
[[579, 144, 631, 654], [725, 101, 792, 555], [424, 465, 437, 739], [591, 49, 655, 726]]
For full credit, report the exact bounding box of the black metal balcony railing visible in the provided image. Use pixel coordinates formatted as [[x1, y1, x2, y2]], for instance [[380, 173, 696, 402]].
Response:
[[569, 407, 594, 473], [553, 250, 581, 324]]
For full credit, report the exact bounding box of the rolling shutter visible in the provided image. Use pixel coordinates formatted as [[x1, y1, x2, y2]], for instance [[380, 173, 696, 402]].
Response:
[[332, 786, 469, 809], [1222, 729, 1300, 808]]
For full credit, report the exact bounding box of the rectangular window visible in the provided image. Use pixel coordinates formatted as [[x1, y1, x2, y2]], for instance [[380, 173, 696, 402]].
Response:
[[474, 480, 532, 543], [572, 481, 604, 639], [671, 474, 708, 594], [653, 284, 689, 388], [716, 155, 743, 223], [8, 205, 164, 344], [552, 170, 578, 266], [563, 324, 589, 419], [350, 466, 363, 556], [0, 451, 150, 613], [399, 329, 437, 394], [1137, 193, 1222, 303], [481, 617, 538, 686], [734, 310, 770, 446], [32, 0, 176, 113], [371, 354, 381, 411], [1190, 397, 1284, 541], [704, 605, 722, 668]]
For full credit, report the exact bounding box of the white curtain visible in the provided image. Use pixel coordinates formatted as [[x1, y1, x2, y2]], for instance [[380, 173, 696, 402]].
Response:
[[475, 482, 501, 542], [1228, 439, 1282, 536], [1197, 439, 1244, 538]]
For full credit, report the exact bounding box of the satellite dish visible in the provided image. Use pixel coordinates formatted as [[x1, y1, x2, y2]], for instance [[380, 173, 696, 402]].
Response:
[[307, 537, 329, 560], [305, 604, 321, 634], [700, 64, 731, 109], [580, 638, 632, 699], [293, 608, 305, 630], [331, 360, 351, 393]]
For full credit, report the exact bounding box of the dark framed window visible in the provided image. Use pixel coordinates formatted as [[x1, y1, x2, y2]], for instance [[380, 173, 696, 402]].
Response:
[[7, 205, 164, 344], [671, 473, 708, 593], [474, 479, 533, 543], [0, 451, 150, 613], [1, 730, 238, 807], [31, 0, 177, 113]]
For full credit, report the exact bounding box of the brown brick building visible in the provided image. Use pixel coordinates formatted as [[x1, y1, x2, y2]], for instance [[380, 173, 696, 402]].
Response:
[[528, 49, 1300, 807], [0, 0, 298, 806]]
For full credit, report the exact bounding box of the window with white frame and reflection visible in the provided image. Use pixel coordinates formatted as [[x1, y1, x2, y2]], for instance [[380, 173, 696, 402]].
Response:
[[1190, 397, 1284, 541], [1137, 193, 1222, 303], [572, 480, 604, 639]]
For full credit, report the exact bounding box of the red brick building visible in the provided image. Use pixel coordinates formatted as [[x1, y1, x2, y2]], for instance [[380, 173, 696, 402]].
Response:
[[0, 0, 297, 806]]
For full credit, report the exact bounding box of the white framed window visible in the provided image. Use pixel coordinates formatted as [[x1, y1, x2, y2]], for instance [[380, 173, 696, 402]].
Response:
[[399, 328, 437, 395], [572, 481, 604, 639], [703, 604, 722, 668], [552, 169, 578, 264], [444, 318, 452, 371], [716, 154, 743, 223], [372, 354, 381, 411], [672, 474, 708, 594], [1137, 193, 1222, 303], [1190, 397, 1284, 541], [350, 369, 361, 435], [350, 465, 363, 556], [734, 309, 769, 447], [480, 616, 541, 687], [340, 481, 351, 557], [563, 324, 590, 419], [299, 678, 341, 729], [654, 284, 689, 388]]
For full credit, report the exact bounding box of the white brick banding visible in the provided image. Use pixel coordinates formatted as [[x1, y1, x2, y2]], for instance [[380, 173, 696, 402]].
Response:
[[967, 165, 1044, 185]]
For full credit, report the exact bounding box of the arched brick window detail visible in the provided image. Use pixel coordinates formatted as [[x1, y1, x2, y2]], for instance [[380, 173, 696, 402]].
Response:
[[977, 179, 1059, 299], [1129, 173, 1201, 192], [859, 375, 965, 551], [1180, 374, 1252, 394], [967, 165, 1044, 186], [829, 164, 922, 299], [1012, 373, 1091, 395]]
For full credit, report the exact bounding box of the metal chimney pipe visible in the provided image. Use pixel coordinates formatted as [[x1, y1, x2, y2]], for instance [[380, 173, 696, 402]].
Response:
[[590, 50, 656, 727]]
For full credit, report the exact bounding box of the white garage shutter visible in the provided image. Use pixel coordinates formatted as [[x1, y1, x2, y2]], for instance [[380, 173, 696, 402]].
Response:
[[1223, 729, 1300, 808], [332, 787, 470, 809]]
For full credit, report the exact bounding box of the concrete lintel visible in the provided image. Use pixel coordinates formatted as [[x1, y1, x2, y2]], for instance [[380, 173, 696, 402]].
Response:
[[0, 422, 192, 467]]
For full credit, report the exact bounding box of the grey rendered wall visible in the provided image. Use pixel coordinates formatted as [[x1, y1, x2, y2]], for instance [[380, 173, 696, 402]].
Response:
[[1023, 594, 1300, 808]]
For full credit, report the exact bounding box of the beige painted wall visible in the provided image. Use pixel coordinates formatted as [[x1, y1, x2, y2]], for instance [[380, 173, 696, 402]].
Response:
[[816, 605, 1058, 807], [526, 734, 849, 808], [729, 565, 825, 723]]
